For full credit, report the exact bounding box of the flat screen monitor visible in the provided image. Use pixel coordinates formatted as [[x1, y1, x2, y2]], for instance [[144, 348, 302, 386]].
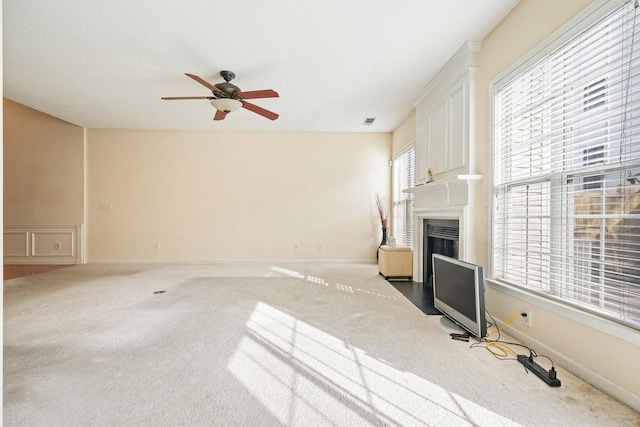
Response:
[[432, 254, 486, 338]]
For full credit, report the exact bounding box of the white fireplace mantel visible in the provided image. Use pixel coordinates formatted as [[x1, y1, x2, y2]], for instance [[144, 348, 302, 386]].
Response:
[[404, 175, 483, 282], [404, 174, 482, 209]]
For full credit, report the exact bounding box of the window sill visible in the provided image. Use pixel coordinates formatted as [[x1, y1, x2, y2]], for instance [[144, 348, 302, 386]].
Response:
[[485, 278, 640, 346]]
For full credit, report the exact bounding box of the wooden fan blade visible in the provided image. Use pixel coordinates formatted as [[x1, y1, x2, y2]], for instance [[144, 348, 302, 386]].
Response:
[[185, 73, 219, 92], [161, 96, 213, 100], [213, 110, 227, 121], [237, 89, 279, 99], [242, 101, 279, 120]]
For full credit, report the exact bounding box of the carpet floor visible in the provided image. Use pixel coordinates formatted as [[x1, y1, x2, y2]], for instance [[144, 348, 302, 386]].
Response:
[[4, 263, 639, 426]]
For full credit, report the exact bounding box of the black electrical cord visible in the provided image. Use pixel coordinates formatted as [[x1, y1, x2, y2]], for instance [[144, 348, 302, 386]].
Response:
[[472, 310, 558, 370]]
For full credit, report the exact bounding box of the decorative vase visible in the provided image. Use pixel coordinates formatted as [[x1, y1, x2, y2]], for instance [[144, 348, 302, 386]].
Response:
[[381, 228, 389, 246], [377, 228, 389, 259]]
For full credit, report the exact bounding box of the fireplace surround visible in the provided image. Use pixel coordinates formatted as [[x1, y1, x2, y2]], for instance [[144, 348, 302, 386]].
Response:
[[404, 174, 482, 283]]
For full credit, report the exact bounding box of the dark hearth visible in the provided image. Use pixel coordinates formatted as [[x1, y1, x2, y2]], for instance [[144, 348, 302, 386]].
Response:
[[387, 280, 441, 315]]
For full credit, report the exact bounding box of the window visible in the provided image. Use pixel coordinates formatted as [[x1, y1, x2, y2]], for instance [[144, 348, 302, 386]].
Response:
[[493, 3, 640, 330], [392, 145, 415, 247]]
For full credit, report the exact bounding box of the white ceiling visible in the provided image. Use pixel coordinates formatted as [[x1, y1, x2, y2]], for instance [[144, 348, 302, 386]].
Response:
[[4, 0, 520, 132]]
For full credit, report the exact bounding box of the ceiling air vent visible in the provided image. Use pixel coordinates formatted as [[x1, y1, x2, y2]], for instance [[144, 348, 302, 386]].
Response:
[[362, 117, 376, 126]]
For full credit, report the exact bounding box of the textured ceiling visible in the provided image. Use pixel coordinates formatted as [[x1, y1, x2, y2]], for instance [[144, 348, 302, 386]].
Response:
[[4, 0, 520, 132]]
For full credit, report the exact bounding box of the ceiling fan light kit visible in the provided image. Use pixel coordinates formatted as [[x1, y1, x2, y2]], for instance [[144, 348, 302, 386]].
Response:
[[162, 70, 279, 121], [210, 98, 242, 113]]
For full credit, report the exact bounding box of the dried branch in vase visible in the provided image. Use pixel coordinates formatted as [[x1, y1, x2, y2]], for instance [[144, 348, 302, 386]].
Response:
[[376, 194, 389, 229]]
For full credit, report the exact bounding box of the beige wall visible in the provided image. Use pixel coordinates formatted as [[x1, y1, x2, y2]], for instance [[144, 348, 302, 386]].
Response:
[[87, 129, 390, 261], [474, 0, 640, 406], [392, 113, 415, 154], [3, 98, 84, 225]]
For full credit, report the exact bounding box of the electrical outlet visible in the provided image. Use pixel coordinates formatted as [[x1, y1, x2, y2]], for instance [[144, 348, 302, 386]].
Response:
[[521, 308, 532, 328], [318, 242, 324, 250], [293, 243, 299, 250], [154, 242, 160, 250]]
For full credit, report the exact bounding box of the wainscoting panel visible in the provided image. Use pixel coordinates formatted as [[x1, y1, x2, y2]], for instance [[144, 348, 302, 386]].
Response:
[[4, 225, 84, 265], [4, 232, 29, 257]]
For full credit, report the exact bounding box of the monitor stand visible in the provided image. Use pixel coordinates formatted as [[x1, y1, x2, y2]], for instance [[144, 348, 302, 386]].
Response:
[[439, 316, 465, 334]]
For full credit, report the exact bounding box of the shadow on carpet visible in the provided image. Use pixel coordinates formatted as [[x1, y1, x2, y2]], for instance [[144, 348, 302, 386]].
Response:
[[386, 280, 441, 315]]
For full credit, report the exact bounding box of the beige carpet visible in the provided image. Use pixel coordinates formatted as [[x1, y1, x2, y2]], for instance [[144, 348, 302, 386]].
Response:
[[4, 263, 639, 426]]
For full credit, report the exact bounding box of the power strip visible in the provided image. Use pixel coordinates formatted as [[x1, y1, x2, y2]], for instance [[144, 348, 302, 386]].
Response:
[[517, 354, 561, 387]]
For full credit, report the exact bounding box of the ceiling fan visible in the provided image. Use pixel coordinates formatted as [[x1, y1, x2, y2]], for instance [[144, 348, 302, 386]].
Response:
[[162, 71, 279, 121]]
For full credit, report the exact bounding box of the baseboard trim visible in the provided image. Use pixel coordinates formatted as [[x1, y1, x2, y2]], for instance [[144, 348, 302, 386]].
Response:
[[499, 320, 640, 413], [87, 258, 377, 265], [3, 258, 79, 265]]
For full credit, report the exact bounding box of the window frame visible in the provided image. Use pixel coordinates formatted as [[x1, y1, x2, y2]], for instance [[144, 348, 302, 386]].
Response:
[[488, 0, 640, 343], [392, 141, 415, 248]]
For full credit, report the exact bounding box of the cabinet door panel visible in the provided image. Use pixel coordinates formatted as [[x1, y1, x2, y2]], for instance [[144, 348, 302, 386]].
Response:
[[449, 85, 466, 171], [427, 103, 447, 175], [415, 116, 428, 184]]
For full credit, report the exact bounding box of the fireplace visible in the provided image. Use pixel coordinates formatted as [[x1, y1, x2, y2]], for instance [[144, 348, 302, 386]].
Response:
[[404, 174, 482, 282], [423, 219, 459, 286], [385, 217, 461, 317]]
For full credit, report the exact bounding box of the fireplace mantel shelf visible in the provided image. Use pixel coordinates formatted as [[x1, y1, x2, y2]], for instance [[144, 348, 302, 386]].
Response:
[[403, 174, 483, 196]]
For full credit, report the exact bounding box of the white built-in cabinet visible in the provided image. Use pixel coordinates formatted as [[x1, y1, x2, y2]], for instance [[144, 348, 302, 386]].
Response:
[[405, 42, 482, 277], [413, 42, 480, 185]]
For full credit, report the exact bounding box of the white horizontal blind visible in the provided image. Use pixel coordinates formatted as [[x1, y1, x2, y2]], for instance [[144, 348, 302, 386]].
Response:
[[493, 2, 640, 329], [392, 146, 415, 247]]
